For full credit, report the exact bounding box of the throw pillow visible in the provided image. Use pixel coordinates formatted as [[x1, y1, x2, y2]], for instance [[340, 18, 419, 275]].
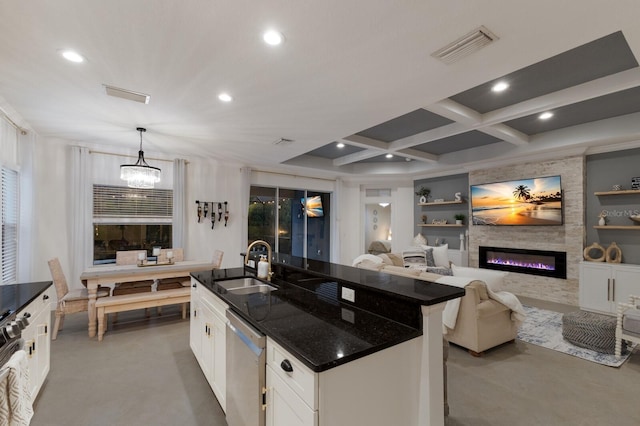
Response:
[[402, 247, 427, 268], [420, 244, 449, 267], [451, 264, 507, 292], [386, 253, 404, 267], [413, 233, 427, 246], [424, 248, 436, 267], [425, 266, 453, 276]]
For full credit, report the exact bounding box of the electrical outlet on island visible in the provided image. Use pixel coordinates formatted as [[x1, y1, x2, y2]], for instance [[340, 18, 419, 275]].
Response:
[[341, 286, 355, 303]]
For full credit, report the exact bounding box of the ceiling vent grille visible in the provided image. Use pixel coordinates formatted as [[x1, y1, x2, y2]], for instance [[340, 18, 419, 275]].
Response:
[[104, 85, 151, 104], [273, 137, 294, 145], [431, 26, 498, 64]]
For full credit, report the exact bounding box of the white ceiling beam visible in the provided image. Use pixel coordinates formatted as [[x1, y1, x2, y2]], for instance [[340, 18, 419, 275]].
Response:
[[396, 148, 439, 163], [388, 122, 470, 151], [481, 124, 529, 146], [333, 148, 385, 166], [341, 134, 389, 150], [482, 67, 640, 125]]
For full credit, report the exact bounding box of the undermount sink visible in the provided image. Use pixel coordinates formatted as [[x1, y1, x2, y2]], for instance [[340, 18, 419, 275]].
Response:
[[216, 277, 277, 294], [227, 284, 277, 295]]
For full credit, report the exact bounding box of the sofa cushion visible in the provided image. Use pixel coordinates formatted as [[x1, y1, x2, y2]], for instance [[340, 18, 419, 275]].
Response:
[[418, 271, 443, 282], [358, 260, 385, 271], [378, 253, 404, 267], [452, 265, 507, 292], [421, 244, 449, 267], [383, 265, 422, 277], [623, 308, 640, 334]]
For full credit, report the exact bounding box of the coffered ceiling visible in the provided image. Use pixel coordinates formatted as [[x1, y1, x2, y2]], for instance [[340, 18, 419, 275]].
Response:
[[2, 1, 640, 180]]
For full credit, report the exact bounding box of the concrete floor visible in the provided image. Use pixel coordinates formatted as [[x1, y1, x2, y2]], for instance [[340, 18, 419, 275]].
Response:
[[30, 299, 640, 426]]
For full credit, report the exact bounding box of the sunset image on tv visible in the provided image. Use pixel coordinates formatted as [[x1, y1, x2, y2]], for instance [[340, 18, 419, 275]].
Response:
[[471, 176, 563, 225]]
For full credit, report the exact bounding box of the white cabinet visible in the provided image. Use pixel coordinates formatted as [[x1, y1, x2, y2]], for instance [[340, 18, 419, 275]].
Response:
[[190, 279, 228, 412], [579, 262, 640, 314], [19, 284, 54, 400], [265, 337, 421, 426]]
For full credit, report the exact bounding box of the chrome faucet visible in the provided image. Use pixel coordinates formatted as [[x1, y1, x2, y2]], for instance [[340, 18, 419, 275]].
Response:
[[245, 240, 272, 281]]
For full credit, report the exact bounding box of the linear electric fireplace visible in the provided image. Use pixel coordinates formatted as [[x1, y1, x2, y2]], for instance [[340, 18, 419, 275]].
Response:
[[479, 246, 567, 279]]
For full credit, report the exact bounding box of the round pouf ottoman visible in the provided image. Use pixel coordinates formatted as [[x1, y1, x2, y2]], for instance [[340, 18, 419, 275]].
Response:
[[562, 310, 617, 354]]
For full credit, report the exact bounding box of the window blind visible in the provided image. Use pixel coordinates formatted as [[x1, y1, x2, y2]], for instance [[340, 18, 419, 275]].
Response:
[[1, 167, 18, 284], [93, 185, 173, 221]]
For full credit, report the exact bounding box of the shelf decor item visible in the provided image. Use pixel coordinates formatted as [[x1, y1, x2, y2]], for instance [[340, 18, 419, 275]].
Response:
[[454, 213, 465, 225], [583, 242, 605, 262], [415, 186, 430, 203], [605, 242, 622, 263]]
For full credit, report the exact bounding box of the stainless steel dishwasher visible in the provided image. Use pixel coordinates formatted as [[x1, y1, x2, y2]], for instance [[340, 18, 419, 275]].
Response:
[[226, 309, 266, 426]]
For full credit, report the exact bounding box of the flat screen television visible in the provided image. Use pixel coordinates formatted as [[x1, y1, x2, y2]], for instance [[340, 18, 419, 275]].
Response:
[[301, 195, 324, 217], [470, 175, 563, 225]]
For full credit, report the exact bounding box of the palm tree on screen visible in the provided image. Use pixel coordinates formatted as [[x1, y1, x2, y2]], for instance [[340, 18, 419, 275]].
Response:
[[513, 185, 531, 201]]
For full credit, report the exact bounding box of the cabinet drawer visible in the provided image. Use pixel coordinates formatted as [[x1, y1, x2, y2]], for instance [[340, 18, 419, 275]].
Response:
[[266, 339, 317, 410], [200, 289, 228, 319], [20, 285, 54, 317]]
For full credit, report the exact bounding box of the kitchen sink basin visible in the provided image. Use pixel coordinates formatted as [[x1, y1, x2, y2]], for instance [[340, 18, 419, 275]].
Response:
[[216, 277, 277, 294], [226, 284, 277, 295]]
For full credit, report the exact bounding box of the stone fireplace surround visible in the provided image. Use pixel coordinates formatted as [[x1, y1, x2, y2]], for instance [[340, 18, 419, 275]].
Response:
[[468, 156, 584, 306]]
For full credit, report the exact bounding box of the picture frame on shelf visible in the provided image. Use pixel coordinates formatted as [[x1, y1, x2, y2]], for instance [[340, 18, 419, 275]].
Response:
[[432, 219, 447, 224]]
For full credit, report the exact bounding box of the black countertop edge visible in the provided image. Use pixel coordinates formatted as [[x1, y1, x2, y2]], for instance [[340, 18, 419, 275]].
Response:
[[269, 253, 465, 306], [1, 281, 53, 316]]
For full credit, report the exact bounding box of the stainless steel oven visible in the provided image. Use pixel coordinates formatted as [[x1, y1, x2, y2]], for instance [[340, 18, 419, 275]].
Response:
[[0, 308, 30, 373], [226, 310, 266, 426]]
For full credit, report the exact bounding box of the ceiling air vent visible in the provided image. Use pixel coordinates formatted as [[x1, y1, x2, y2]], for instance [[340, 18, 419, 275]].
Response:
[[273, 137, 294, 146], [104, 84, 150, 104], [431, 26, 498, 64]]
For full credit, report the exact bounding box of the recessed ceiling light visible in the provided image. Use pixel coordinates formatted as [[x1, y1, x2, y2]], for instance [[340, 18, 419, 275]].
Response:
[[492, 81, 509, 92], [218, 93, 233, 102], [385, 154, 393, 159], [263, 30, 284, 46], [336, 142, 345, 148], [61, 50, 84, 63], [539, 111, 554, 120]]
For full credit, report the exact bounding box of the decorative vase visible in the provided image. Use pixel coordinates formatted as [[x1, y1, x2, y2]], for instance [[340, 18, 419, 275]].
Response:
[[419, 195, 427, 203], [456, 220, 463, 225], [598, 217, 605, 226]]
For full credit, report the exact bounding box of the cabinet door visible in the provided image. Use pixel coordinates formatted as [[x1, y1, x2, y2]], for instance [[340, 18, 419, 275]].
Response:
[[199, 301, 216, 387], [579, 263, 612, 313], [266, 366, 317, 426], [210, 310, 226, 412], [612, 266, 640, 305], [34, 306, 51, 396], [189, 284, 202, 359]]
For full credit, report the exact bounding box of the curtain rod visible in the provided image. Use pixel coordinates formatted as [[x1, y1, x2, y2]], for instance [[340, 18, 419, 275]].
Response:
[[0, 107, 27, 135], [88, 149, 177, 163]]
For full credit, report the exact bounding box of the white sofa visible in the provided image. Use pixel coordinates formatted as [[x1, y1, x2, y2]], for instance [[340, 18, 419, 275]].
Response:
[[353, 252, 524, 356]]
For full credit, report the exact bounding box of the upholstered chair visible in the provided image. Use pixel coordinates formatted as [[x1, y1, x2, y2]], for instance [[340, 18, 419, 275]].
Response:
[[615, 294, 640, 358]]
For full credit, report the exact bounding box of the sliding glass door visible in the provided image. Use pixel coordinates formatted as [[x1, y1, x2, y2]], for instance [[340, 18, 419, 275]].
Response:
[[249, 186, 330, 261]]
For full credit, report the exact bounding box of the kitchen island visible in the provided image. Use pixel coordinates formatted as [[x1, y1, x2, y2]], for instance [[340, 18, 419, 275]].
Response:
[[191, 255, 464, 426]]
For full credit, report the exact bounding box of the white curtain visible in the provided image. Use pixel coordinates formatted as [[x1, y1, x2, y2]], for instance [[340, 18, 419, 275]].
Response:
[[239, 167, 251, 250], [17, 130, 35, 282], [69, 146, 92, 290], [173, 159, 186, 250]]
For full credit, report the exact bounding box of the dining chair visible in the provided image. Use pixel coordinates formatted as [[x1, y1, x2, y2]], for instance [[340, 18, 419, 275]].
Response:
[[48, 258, 111, 340]]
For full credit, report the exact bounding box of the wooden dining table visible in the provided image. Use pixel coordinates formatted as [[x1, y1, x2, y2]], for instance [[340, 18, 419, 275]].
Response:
[[80, 260, 216, 338]]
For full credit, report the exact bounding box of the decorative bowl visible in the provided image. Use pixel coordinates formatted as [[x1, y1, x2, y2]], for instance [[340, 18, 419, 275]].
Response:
[[629, 215, 640, 224]]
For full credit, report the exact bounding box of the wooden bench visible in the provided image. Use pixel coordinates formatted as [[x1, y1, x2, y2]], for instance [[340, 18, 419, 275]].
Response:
[[95, 287, 191, 341]]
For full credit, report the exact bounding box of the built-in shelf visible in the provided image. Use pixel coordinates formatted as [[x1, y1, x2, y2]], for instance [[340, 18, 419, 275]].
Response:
[[417, 224, 465, 227], [594, 190, 640, 196], [593, 226, 640, 230], [417, 200, 464, 206]]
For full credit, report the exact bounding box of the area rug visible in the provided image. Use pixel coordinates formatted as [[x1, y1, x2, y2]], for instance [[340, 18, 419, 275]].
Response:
[[516, 305, 633, 367]]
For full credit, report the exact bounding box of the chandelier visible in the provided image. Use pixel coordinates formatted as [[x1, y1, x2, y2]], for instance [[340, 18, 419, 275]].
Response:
[[120, 127, 161, 189]]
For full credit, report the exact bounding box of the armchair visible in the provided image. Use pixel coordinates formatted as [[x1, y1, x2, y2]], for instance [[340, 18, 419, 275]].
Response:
[[615, 294, 640, 359]]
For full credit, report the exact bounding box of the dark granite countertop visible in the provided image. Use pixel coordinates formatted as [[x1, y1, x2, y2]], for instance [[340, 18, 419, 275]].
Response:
[[0, 281, 53, 319], [191, 257, 463, 372]]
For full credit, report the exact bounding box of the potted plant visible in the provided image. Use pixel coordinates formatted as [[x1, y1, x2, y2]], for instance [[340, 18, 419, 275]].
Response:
[[415, 187, 431, 203], [454, 213, 465, 225]]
